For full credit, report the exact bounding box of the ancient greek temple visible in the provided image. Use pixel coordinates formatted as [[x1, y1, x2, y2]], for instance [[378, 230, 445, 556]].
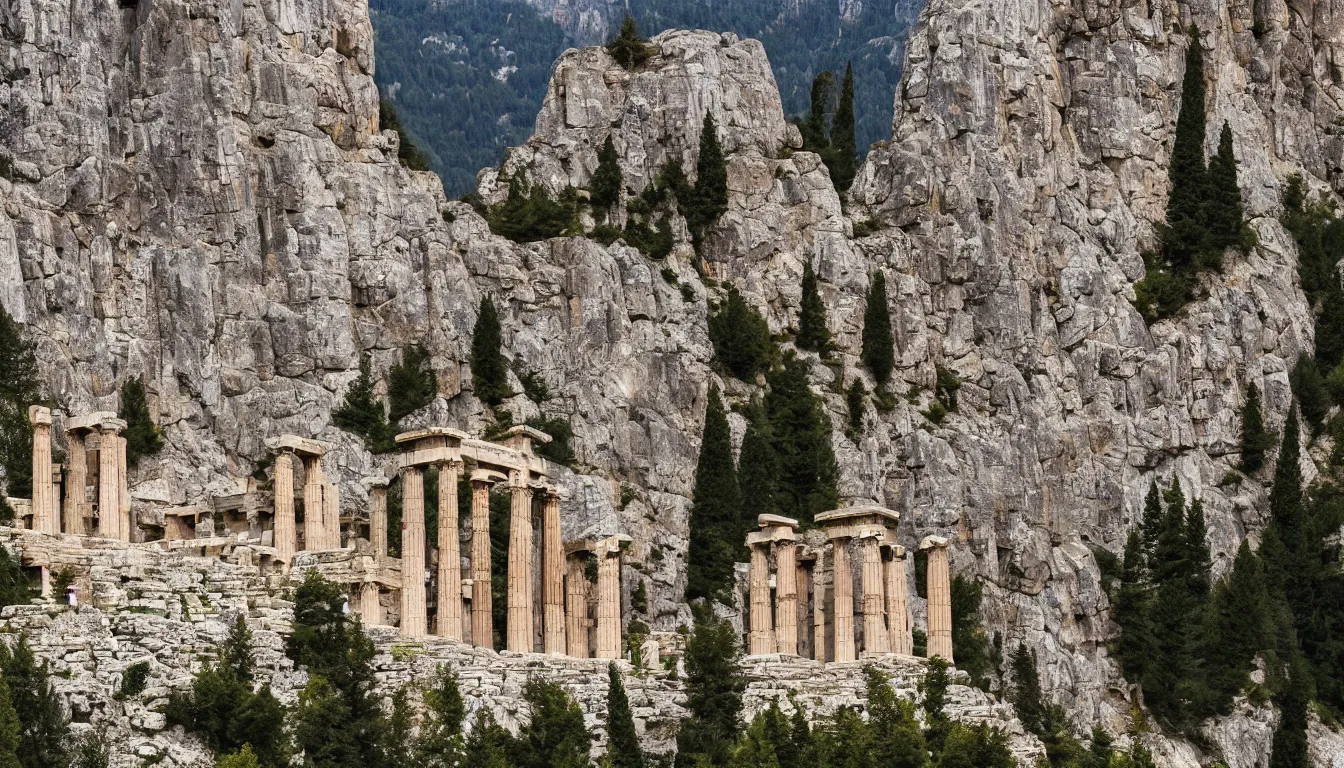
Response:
[[744, 507, 954, 664]]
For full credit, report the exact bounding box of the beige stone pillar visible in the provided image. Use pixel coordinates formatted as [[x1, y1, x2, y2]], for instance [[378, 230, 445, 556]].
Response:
[[436, 462, 463, 640], [63, 431, 86, 535], [923, 536, 953, 663], [365, 477, 389, 558], [566, 554, 590, 657], [400, 467, 427, 639], [541, 491, 565, 655], [302, 457, 325, 551], [813, 555, 826, 661], [596, 540, 622, 659], [470, 475, 494, 648], [832, 539, 855, 663], [28, 407, 55, 536], [860, 535, 889, 654], [748, 542, 775, 655], [506, 475, 534, 653], [360, 582, 381, 626], [775, 543, 799, 655], [324, 480, 341, 549], [98, 426, 120, 540], [796, 558, 812, 659], [886, 545, 912, 655], [273, 452, 296, 565], [116, 433, 131, 541]]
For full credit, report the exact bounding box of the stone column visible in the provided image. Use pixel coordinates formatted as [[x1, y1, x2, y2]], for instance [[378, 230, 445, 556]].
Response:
[[796, 558, 812, 659], [436, 462, 463, 640], [366, 478, 389, 558], [595, 541, 621, 659], [860, 534, 889, 654], [922, 536, 953, 663], [775, 543, 799, 656], [273, 452, 296, 565], [400, 467, 427, 639], [324, 480, 341, 549], [748, 542, 775, 655], [566, 555, 590, 657], [360, 582, 381, 626], [886, 545, 912, 655], [832, 539, 855, 663], [63, 431, 86, 535], [813, 555, 826, 661], [302, 458, 325, 551], [116, 433, 131, 541], [28, 407, 55, 536], [506, 475, 534, 653], [541, 491, 565, 655], [98, 426, 120, 540], [470, 475, 494, 648]]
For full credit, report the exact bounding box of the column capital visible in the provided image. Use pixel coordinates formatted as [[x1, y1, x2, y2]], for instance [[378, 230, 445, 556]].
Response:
[[471, 467, 507, 485], [361, 475, 391, 490], [28, 406, 51, 427], [918, 535, 949, 551]]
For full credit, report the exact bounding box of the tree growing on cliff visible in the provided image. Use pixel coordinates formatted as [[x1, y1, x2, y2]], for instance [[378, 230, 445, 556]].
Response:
[[1205, 122, 1249, 253], [1290, 357, 1329, 434], [418, 666, 466, 768], [333, 354, 395, 453], [0, 675, 20, 768], [606, 15, 653, 70], [511, 680, 593, 768], [1113, 529, 1153, 683], [738, 398, 778, 535], [684, 114, 729, 247], [1163, 24, 1210, 275], [1239, 382, 1274, 474], [1199, 541, 1272, 712], [796, 262, 831, 356], [0, 305, 39, 503], [861, 271, 894, 385], [0, 637, 67, 768], [591, 135, 623, 213], [471, 298, 510, 406], [606, 664, 644, 768], [765, 355, 838, 526], [686, 385, 741, 603], [379, 99, 433, 172], [676, 610, 746, 768], [800, 71, 833, 153], [828, 64, 857, 192], [388, 343, 438, 424], [119, 377, 164, 467], [709, 288, 774, 381]]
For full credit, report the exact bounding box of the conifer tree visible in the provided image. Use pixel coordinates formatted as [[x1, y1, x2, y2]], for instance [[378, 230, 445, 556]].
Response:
[[471, 297, 510, 406], [1183, 500, 1212, 606], [1141, 481, 1163, 561], [1163, 24, 1210, 274], [1200, 541, 1271, 710], [864, 668, 926, 768], [591, 135, 623, 212], [1113, 529, 1153, 684], [70, 733, 109, 768], [463, 710, 512, 768], [737, 398, 778, 544], [388, 343, 437, 424], [512, 679, 592, 768], [845, 379, 866, 437], [418, 666, 466, 768], [216, 746, 260, 768], [686, 385, 742, 603], [119, 377, 164, 467], [1240, 382, 1274, 474], [796, 262, 831, 355], [686, 114, 728, 246], [1290, 357, 1328, 433], [800, 71, 833, 152], [921, 658, 953, 755], [0, 676, 21, 768], [1268, 656, 1312, 768], [606, 664, 643, 768], [0, 637, 66, 768], [709, 288, 773, 381], [765, 355, 839, 526], [675, 611, 746, 768], [1205, 122, 1247, 253], [828, 64, 857, 192], [0, 548, 29, 609], [333, 354, 394, 453], [1009, 646, 1047, 736], [860, 271, 894, 385], [1262, 404, 1305, 598], [0, 305, 39, 501], [606, 15, 653, 70]]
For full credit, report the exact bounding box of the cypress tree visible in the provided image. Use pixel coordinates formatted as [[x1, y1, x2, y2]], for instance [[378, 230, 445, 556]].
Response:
[[801, 71, 832, 153], [828, 63, 857, 192], [0, 677, 21, 768], [865, 668, 926, 768], [463, 710, 512, 768], [1205, 122, 1247, 253], [1183, 500, 1212, 606], [512, 680, 592, 768], [1009, 646, 1047, 736], [591, 135, 623, 212], [1163, 24, 1210, 274], [686, 385, 742, 603], [765, 355, 839, 526], [737, 398, 779, 540], [606, 664, 643, 768], [795, 262, 831, 355], [845, 379, 866, 437], [0, 548, 29, 609], [418, 666, 465, 768], [1200, 542, 1271, 710], [708, 288, 773, 381], [471, 297, 510, 406], [388, 343, 437, 424], [1290, 357, 1329, 433], [860, 271, 894, 385], [1240, 383, 1274, 474], [1268, 656, 1313, 768], [0, 637, 67, 768], [606, 15, 653, 70], [0, 305, 39, 501], [1113, 529, 1153, 683], [675, 612, 746, 768], [119, 377, 164, 467], [333, 354, 394, 453], [1140, 481, 1163, 561], [686, 114, 729, 245]]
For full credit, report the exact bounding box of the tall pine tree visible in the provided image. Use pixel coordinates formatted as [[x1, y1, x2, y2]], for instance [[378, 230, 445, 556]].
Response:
[[709, 289, 773, 381], [471, 297, 510, 406], [388, 344, 437, 424], [0, 305, 39, 502], [591, 134, 623, 212], [606, 663, 643, 768], [675, 611, 746, 768], [828, 63, 857, 192], [796, 262, 831, 355], [1163, 24, 1210, 274], [512, 680, 592, 768], [737, 398, 778, 541], [119, 377, 164, 467], [861, 271, 894, 385], [765, 355, 839, 526], [800, 71, 833, 152], [1199, 541, 1272, 711], [686, 385, 742, 603], [686, 114, 729, 246], [333, 354, 394, 453], [0, 637, 67, 768], [1205, 122, 1247, 253], [1113, 529, 1153, 684], [1240, 382, 1274, 474]]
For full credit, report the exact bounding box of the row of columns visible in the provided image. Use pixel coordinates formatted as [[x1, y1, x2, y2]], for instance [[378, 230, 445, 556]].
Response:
[[23, 409, 130, 540], [266, 436, 340, 565]]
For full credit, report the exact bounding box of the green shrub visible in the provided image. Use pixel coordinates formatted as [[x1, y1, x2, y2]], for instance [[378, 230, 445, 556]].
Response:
[[388, 344, 437, 425], [486, 175, 581, 242], [606, 15, 654, 70], [526, 417, 576, 467], [332, 353, 395, 452], [708, 288, 774, 381], [118, 662, 150, 699]]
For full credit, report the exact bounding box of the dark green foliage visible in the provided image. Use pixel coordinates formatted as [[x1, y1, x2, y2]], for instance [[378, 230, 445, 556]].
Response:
[[606, 15, 654, 70], [510, 679, 592, 768], [796, 262, 831, 355], [119, 662, 150, 698], [1205, 122, 1248, 252], [388, 344, 437, 425], [1163, 24, 1210, 275], [949, 576, 992, 690], [1240, 383, 1274, 474], [799, 71, 833, 153], [827, 64, 857, 192], [0, 637, 68, 768], [489, 487, 511, 649], [517, 366, 549, 403], [385, 688, 416, 768], [1268, 656, 1312, 768], [418, 666, 466, 768], [709, 289, 774, 381], [0, 304, 39, 501], [861, 271, 894, 385], [119, 377, 164, 467], [378, 100, 433, 172], [1290, 357, 1329, 434], [1281, 174, 1344, 370], [675, 611, 746, 768], [527, 417, 576, 466], [686, 386, 742, 603], [464, 710, 513, 768], [684, 115, 729, 246], [934, 366, 960, 413], [738, 399, 779, 532], [845, 379, 866, 437], [0, 547, 30, 609], [1199, 542, 1272, 712], [0, 676, 19, 768], [765, 355, 839, 526], [333, 354, 395, 453], [70, 733, 109, 768], [933, 724, 1015, 768], [487, 176, 582, 243], [591, 135, 623, 211], [607, 664, 644, 768], [920, 658, 952, 755], [472, 298, 511, 406], [865, 667, 928, 768], [1009, 646, 1084, 767], [1113, 529, 1153, 683]]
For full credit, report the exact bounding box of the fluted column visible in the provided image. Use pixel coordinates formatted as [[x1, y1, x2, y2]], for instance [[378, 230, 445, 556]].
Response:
[[400, 467, 427, 639], [273, 452, 296, 565], [302, 458, 325, 551], [924, 537, 953, 663], [748, 542, 775, 655], [360, 582, 381, 626], [775, 543, 799, 655], [367, 479, 388, 558], [436, 462, 463, 640], [797, 559, 813, 659], [324, 480, 341, 549], [596, 543, 621, 659], [63, 431, 86, 535], [886, 546, 912, 655], [542, 492, 565, 655], [98, 426, 120, 540], [860, 535, 889, 654], [813, 554, 826, 661], [566, 555, 590, 657], [116, 433, 130, 541], [832, 540, 855, 663], [506, 476, 534, 653], [29, 407, 55, 535], [471, 476, 494, 648]]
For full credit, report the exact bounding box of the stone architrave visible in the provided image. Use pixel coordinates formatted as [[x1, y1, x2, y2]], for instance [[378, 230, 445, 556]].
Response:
[[273, 452, 296, 564], [565, 554, 590, 657], [885, 545, 913, 655], [541, 490, 565, 655], [922, 536, 953, 663], [63, 430, 86, 535], [436, 462, 463, 640], [302, 457, 326, 551], [28, 407, 55, 535], [859, 532, 889, 654], [400, 466, 427, 639], [506, 473, 535, 653], [816, 506, 902, 664], [594, 535, 627, 659], [363, 476, 390, 558], [470, 472, 498, 648], [747, 541, 774, 655]]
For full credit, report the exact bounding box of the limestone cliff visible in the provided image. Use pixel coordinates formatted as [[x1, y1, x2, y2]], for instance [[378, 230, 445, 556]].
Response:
[[2, 0, 1344, 764]]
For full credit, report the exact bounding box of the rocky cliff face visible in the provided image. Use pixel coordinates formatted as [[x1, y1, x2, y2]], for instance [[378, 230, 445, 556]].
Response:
[[2, 0, 1344, 763]]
